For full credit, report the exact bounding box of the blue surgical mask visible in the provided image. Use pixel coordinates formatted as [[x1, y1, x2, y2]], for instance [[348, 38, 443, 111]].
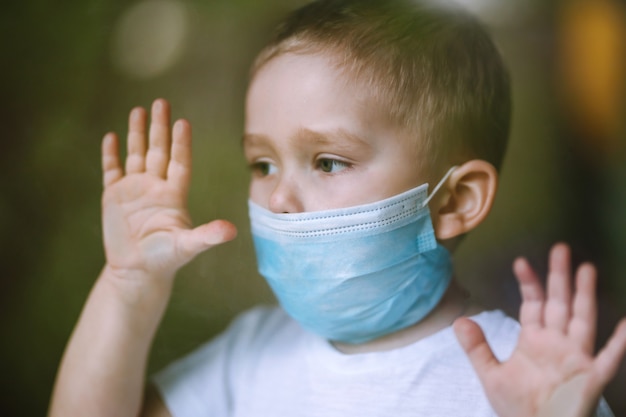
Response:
[[248, 168, 456, 344]]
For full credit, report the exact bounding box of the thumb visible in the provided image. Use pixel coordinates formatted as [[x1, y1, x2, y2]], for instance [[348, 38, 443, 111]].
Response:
[[177, 219, 238, 259], [593, 318, 626, 388], [454, 317, 500, 378]]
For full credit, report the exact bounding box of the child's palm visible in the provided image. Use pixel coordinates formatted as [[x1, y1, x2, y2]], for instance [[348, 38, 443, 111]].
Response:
[[455, 244, 626, 417], [103, 173, 189, 273], [480, 321, 599, 417], [101, 100, 236, 280]]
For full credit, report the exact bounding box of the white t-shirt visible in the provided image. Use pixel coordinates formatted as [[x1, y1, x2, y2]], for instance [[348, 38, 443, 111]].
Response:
[[153, 306, 614, 417]]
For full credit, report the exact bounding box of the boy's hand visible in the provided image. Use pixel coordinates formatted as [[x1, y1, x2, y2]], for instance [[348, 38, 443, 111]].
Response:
[[454, 243, 626, 417], [101, 99, 237, 283]]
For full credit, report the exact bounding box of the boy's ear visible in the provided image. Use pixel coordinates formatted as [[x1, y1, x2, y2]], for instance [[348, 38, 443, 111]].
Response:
[[430, 160, 498, 240]]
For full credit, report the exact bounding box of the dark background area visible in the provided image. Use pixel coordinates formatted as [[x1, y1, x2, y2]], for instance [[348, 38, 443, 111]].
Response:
[[1, 0, 624, 415]]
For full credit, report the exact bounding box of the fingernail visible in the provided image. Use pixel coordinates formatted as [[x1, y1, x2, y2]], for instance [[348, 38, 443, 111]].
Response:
[[131, 108, 141, 121]]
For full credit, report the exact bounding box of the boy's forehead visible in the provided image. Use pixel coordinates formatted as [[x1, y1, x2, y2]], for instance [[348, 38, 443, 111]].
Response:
[[247, 52, 393, 124], [251, 56, 384, 123], [251, 52, 347, 89]]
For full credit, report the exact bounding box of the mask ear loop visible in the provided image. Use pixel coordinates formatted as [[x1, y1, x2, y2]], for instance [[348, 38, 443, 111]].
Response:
[[420, 166, 458, 208]]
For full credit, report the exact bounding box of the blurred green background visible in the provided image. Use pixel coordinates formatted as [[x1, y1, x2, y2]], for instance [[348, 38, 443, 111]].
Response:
[[1, 0, 624, 415]]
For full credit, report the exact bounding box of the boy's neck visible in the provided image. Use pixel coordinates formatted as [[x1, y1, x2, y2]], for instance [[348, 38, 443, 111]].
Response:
[[332, 281, 481, 354]]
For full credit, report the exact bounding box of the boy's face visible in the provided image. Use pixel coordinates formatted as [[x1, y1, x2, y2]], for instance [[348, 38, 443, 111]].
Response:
[[244, 53, 424, 213]]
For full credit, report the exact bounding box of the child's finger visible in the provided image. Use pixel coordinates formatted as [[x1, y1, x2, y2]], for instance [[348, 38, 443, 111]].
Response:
[[176, 220, 238, 261], [102, 133, 123, 187], [544, 243, 572, 333], [514, 257, 545, 328], [568, 263, 597, 353], [125, 107, 147, 174], [146, 99, 171, 178], [592, 318, 626, 388], [454, 317, 500, 380], [167, 119, 192, 196]]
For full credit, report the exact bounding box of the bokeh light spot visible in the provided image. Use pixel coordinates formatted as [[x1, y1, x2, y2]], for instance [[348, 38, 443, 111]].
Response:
[[111, 0, 188, 79]]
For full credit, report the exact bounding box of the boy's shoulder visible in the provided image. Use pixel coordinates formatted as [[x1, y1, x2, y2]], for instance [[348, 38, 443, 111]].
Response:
[[154, 307, 522, 417]]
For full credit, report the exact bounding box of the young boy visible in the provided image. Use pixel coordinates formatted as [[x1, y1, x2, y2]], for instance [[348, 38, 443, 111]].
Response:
[[48, 1, 626, 416]]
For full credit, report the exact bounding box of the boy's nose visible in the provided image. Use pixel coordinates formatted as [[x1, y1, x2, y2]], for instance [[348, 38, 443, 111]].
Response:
[[268, 176, 305, 214]]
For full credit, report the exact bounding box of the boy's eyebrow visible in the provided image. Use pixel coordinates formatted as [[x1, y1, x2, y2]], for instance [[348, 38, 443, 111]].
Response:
[[294, 128, 371, 150], [242, 133, 267, 147], [242, 129, 372, 150]]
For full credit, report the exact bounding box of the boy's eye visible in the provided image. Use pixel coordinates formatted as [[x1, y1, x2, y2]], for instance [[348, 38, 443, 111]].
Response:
[[251, 161, 277, 177], [317, 158, 350, 173]]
